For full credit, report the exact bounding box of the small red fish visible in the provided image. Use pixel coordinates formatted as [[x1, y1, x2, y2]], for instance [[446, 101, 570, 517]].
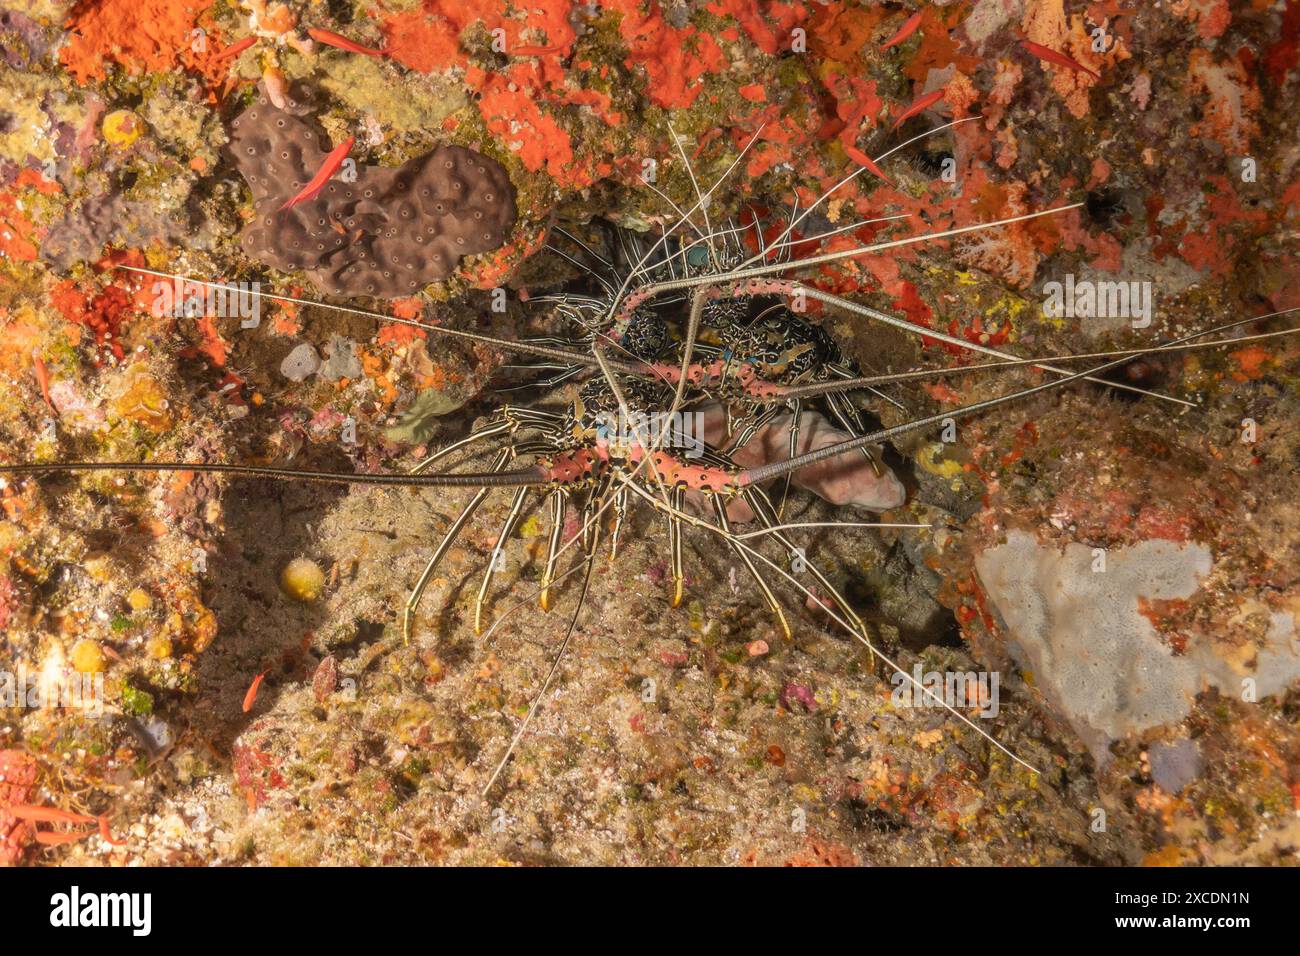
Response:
[[243, 672, 266, 713], [97, 815, 128, 847], [9, 804, 98, 826], [1020, 39, 1101, 81], [843, 145, 892, 184], [881, 11, 923, 50], [31, 351, 54, 413], [512, 45, 564, 56], [891, 89, 945, 130], [307, 28, 386, 57], [217, 36, 258, 60], [279, 135, 355, 212], [9, 805, 127, 847]]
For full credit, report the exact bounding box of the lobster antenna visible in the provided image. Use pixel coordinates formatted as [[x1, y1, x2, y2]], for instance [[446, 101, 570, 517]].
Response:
[[774, 308, 1300, 401], [739, 315, 1300, 487], [605, 124, 769, 322], [668, 122, 718, 268], [0, 460, 549, 489], [115, 265, 639, 375], [796, 282, 1192, 407], [768, 213, 912, 259], [629, 203, 1085, 302], [744, 115, 983, 267]]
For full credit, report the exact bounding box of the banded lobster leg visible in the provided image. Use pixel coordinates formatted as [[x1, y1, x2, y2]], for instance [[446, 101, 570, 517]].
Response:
[[721, 402, 784, 455], [403, 447, 514, 644], [410, 407, 562, 474], [608, 485, 630, 561], [582, 473, 614, 556], [740, 486, 881, 673], [494, 335, 601, 392], [539, 487, 568, 612], [774, 398, 801, 520], [667, 485, 686, 608], [754, 387, 890, 519], [471, 439, 557, 635], [495, 365, 587, 392], [711, 495, 792, 640], [480, 485, 604, 797], [411, 420, 510, 474], [691, 441, 870, 643], [820, 387, 891, 500]]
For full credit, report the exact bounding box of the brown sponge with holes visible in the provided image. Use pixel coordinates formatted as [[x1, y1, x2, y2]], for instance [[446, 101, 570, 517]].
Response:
[[225, 83, 516, 298]]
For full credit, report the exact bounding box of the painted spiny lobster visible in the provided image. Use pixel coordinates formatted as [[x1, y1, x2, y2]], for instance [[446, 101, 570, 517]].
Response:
[[5, 122, 1300, 795]]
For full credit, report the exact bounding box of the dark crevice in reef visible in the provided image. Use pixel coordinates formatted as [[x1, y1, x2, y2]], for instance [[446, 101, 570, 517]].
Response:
[[1084, 186, 1127, 228]]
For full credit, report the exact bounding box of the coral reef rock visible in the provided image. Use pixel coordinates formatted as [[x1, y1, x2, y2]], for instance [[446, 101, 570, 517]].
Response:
[[42, 193, 201, 269]]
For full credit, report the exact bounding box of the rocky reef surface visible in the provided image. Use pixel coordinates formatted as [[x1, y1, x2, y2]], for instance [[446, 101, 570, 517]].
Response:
[[0, 0, 1298, 866]]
